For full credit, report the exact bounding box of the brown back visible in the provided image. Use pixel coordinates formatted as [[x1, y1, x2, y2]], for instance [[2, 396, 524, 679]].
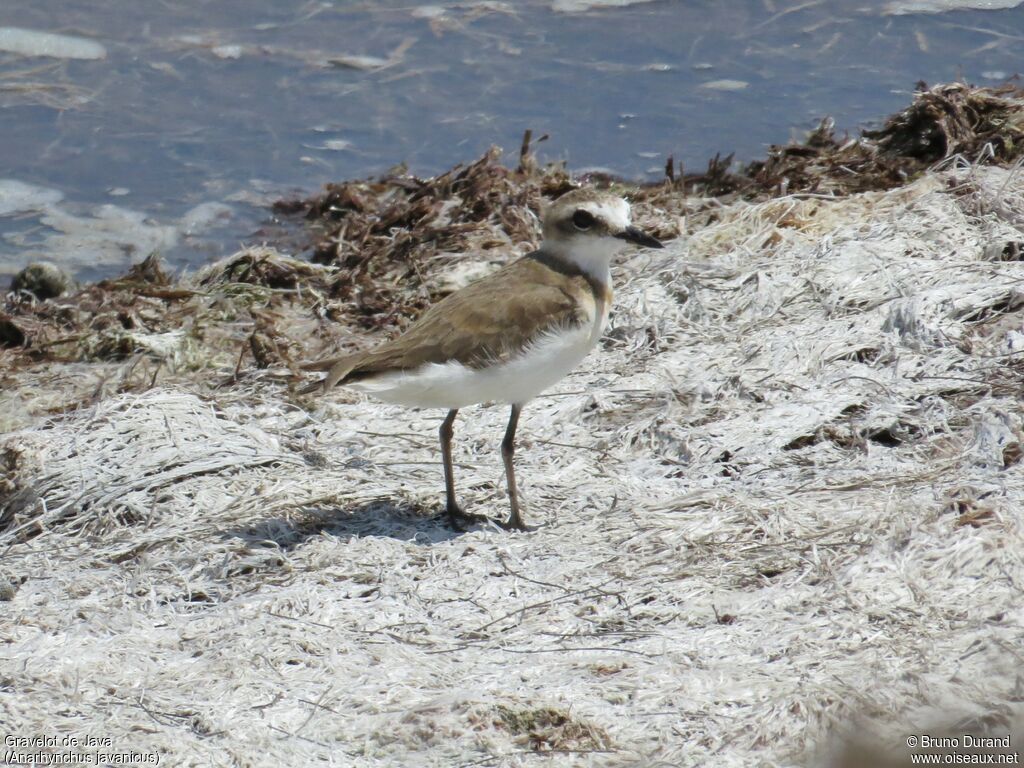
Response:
[[308, 251, 603, 391]]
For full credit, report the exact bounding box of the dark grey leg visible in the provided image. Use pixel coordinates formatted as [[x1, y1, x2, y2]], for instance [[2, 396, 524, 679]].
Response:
[[500, 404, 531, 531], [439, 409, 487, 530]]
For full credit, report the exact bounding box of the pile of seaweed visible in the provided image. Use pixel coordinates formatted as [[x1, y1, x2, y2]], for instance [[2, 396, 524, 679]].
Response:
[[2, 83, 1023, 416], [273, 81, 1024, 297], [742, 82, 1024, 197], [0, 249, 350, 431]]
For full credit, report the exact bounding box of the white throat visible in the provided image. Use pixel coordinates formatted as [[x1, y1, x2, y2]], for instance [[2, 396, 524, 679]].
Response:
[[540, 236, 620, 287]]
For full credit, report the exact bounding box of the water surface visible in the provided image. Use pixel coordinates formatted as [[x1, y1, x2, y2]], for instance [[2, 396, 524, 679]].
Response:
[[1, 0, 1022, 279]]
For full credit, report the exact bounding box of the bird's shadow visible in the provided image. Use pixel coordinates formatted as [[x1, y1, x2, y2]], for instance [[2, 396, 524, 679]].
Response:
[[224, 499, 470, 549]]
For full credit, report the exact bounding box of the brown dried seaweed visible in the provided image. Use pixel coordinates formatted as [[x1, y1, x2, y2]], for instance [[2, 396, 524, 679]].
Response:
[[281, 83, 1024, 277], [4, 83, 1023, 405], [744, 83, 1024, 198]]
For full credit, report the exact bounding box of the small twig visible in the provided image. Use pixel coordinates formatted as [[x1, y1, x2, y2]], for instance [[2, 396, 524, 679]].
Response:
[[265, 610, 334, 630], [518, 128, 532, 173], [294, 684, 333, 737]]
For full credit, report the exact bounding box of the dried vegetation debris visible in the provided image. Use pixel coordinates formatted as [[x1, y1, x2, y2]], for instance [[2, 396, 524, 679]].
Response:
[[3, 83, 1024, 765], [2, 158, 1024, 765], [489, 704, 613, 753], [0, 249, 354, 415], [866, 82, 1024, 162], [685, 82, 1024, 198], [3, 84, 1021, 403], [272, 83, 1024, 315]]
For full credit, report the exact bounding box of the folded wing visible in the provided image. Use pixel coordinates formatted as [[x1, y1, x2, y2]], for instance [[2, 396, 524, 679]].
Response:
[[299, 255, 593, 394]]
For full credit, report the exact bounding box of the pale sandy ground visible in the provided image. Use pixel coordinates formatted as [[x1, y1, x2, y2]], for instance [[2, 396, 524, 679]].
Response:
[[3, 162, 1024, 766]]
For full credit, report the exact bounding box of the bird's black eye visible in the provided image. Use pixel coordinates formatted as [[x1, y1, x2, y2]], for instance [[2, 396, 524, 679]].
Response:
[[572, 209, 595, 230]]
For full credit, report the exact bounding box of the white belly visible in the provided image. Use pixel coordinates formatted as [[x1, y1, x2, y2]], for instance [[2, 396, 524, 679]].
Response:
[[348, 324, 600, 409]]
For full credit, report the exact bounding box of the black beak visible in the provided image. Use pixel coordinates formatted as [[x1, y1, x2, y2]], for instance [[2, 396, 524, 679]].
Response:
[[615, 225, 664, 249]]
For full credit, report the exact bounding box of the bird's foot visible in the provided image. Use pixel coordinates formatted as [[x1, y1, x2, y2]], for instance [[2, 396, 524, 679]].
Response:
[[445, 506, 490, 532], [497, 515, 536, 533]]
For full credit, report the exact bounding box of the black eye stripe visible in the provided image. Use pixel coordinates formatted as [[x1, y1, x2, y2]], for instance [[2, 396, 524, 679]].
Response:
[[572, 209, 595, 230]]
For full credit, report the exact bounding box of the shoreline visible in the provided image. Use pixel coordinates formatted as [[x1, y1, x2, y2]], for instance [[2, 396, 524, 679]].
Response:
[[2, 82, 1024, 765], [3, 83, 1022, 430]]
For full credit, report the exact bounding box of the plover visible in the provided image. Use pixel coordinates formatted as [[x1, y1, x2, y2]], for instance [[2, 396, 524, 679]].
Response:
[[301, 188, 663, 530]]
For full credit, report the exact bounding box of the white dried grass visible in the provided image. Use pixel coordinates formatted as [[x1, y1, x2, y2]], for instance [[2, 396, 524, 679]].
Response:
[[4, 166, 1024, 766]]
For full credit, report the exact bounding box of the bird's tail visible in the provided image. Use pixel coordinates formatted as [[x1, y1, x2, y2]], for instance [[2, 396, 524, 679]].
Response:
[[296, 355, 359, 395]]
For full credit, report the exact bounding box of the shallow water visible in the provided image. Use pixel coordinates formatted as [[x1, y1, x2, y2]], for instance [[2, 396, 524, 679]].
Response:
[[1, 0, 1022, 280]]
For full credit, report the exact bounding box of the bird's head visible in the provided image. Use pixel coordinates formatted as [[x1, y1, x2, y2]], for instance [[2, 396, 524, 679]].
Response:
[[541, 189, 663, 269]]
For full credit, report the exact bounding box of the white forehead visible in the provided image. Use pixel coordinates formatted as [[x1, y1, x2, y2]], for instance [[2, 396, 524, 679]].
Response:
[[577, 197, 631, 230]]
